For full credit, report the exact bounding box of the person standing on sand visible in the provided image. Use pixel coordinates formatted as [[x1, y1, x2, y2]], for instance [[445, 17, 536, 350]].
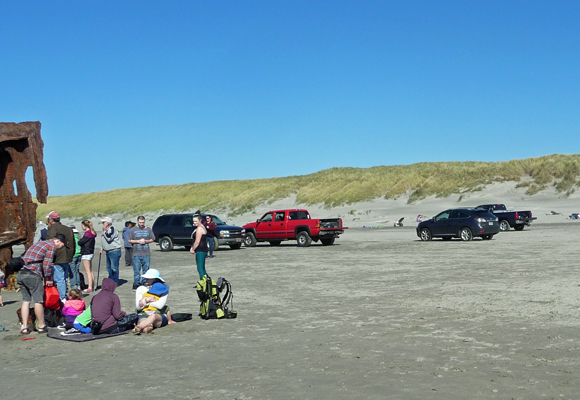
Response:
[[122, 221, 135, 267], [46, 211, 75, 302], [68, 225, 82, 290], [129, 216, 155, 290], [99, 217, 122, 284], [203, 215, 217, 258], [190, 211, 208, 279], [79, 220, 97, 292], [17, 234, 66, 334]]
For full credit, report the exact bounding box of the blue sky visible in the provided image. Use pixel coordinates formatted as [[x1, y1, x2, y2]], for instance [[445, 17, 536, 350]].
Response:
[[2, 1, 579, 196]]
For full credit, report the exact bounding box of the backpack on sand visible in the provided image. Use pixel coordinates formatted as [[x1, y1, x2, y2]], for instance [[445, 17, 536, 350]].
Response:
[[195, 276, 237, 320]]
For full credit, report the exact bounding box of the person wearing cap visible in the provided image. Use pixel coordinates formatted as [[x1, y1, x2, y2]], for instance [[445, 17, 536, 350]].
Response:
[[17, 234, 66, 334], [99, 217, 122, 284], [134, 269, 175, 333], [122, 221, 135, 267], [129, 216, 155, 290], [68, 225, 82, 290], [46, 211, 76, 301]]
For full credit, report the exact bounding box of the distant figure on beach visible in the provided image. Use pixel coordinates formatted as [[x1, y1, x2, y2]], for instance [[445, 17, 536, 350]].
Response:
[[99, 217, 122, 284], [129, 216, 155, 290], [122, 220, 135, 267], [190, 211, 208, 279], [79, 220, 97, 293], [17, 234, 66, 334], [46, 211, 76, 301], [204, 215, 217, 258], [416, 215, 424, 223], [34, 219, 47, 243], [0, 269, 5, 307]]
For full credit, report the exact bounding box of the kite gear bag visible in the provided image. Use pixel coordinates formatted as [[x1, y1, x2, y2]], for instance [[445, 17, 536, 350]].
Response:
[[195, 275, 237, 320]]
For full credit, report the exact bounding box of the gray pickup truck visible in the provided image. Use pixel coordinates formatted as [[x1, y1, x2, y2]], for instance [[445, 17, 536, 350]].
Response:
[[475, 204, 537, 231]]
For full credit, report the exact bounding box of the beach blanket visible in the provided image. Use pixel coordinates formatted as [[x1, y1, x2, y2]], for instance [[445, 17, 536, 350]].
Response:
[[47, 313, 193, 341], [47, 327, 128, 342]]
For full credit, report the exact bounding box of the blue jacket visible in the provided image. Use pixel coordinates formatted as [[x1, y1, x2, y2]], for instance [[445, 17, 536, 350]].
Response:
[[122, 227, 132, 248]]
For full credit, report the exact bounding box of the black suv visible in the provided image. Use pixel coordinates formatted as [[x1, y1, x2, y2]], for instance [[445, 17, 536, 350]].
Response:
[[416, 208, 499, 241], [152, 213, 245, 251]]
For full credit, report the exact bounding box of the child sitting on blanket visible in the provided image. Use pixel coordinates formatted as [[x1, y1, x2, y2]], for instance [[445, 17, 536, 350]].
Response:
[[62, 289, 86, 324], [61, 306, 92, 336]]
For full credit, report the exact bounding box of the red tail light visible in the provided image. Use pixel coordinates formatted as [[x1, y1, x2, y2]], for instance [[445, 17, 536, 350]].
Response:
[[515, 212, 519, 219]]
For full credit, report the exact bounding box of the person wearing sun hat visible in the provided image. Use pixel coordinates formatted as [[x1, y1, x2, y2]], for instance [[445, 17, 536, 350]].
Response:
[[133, 269, 176, 333]]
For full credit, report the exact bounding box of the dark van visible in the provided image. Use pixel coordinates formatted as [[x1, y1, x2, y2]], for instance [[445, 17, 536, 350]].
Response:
[[152, 213, 245, 251]]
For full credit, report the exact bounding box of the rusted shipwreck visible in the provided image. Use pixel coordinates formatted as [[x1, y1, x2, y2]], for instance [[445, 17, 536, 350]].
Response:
[[0, 122, 48, 288]]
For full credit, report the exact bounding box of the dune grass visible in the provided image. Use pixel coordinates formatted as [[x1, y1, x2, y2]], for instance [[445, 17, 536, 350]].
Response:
[[36, 154, 580, 219]]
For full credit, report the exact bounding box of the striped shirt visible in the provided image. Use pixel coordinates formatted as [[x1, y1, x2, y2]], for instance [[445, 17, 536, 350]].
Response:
[[22, 240, 55, 278]]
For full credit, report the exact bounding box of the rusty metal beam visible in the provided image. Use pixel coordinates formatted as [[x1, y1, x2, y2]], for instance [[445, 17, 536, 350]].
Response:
[[0, 122, 48, 288]]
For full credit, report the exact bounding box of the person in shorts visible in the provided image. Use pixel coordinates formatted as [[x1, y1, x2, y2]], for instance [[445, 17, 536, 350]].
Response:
[[17, 234, 66, 334], [78, 220, 97, 292]]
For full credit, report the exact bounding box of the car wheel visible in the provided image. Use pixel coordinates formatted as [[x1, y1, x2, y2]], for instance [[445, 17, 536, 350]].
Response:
[[269, 240, 282, 246], [321, 238, 335, 246], [229, 243, 242, 250], [460, 227, 473, 241], [244, 232, 257, 247], [513, 225, 524, 231], [481, 235, 492, 240], [159, 236, 173, 252], [420, 228, 432, 241], [213, 238, 219, 251], [296, 231, 312, 247], [499, 220, 510, 231]]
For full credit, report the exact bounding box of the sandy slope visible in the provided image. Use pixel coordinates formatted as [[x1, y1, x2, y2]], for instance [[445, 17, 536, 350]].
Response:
[[222, 182, 580, 228]]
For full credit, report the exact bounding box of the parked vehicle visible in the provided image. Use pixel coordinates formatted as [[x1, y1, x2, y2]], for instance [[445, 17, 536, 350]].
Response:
[[152, 213, 244, 251], [242, 209, 347, 247], [475, 204, 537, 231], [416, 208, 499, 241]]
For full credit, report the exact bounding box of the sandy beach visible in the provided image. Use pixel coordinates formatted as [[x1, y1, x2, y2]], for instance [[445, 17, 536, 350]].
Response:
[[1, 186, 580, 399]]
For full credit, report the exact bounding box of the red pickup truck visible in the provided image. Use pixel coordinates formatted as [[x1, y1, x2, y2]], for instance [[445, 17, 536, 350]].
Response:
[[243, 209, 347, 247]]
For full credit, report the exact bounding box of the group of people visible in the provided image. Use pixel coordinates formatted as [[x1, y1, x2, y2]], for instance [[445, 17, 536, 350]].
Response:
[[59, 268, 175, 336], [16, 211, 180, 335]]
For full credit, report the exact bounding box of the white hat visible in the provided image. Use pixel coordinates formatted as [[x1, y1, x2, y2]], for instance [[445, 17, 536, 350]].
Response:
[[142, 269, 165, 283], [101, 217, 113, 224]]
